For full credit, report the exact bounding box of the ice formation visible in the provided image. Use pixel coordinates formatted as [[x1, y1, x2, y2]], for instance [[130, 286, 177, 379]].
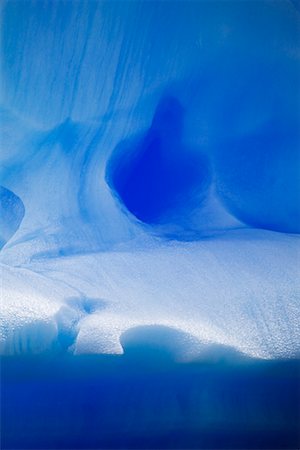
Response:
[[1, 0, 300, 360]]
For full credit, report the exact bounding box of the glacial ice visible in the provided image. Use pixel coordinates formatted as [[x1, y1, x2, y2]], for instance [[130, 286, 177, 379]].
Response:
[[0, 186, 25, 249], [106, 96, 211, 227], [1, 0, 300, 360]]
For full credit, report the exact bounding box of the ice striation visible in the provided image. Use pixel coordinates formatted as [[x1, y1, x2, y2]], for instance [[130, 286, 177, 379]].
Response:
[[1, 0, 300, 360]]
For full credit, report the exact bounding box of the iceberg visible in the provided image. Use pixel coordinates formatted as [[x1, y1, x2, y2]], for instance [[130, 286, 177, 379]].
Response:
[[1, 0, 299, 448], [1, 0, 299, 358]]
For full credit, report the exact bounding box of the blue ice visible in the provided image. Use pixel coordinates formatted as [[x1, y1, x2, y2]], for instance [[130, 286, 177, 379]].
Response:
[[1, 1, 300, 448], [0, 0, 299, 364]]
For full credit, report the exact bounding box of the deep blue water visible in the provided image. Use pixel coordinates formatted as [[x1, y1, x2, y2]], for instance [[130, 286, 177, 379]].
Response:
[[1, 353, 299, 449]]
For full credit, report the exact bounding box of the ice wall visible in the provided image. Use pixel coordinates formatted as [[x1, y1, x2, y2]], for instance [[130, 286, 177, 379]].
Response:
[[1, 0, 300, 358]]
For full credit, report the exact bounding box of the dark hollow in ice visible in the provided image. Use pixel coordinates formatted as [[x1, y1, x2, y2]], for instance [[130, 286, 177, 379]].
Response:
[[106, 97, 211, 226], [120, 325, 197, 361], [215, 119, 300, 233]]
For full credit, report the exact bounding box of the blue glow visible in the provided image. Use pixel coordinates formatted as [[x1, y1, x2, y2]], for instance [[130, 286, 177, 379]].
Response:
[[107, 96, 211, 226], [0, 186, 25, 249], [1, 0, 300, 448]]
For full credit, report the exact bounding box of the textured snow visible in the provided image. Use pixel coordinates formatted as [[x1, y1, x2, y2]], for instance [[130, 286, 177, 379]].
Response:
[[1, 229, 299, 359], [1, 0, 300, 359]]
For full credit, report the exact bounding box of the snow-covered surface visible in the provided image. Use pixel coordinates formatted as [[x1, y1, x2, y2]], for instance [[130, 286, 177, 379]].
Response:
[[1, 229, 299, 359]]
